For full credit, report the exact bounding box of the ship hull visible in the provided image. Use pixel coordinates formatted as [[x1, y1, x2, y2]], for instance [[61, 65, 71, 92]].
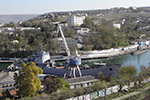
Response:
[[43, 64, 121, 77]]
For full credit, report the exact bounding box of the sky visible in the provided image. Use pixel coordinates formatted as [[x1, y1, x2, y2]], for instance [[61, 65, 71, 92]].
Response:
[[0, 0, 150, 14]]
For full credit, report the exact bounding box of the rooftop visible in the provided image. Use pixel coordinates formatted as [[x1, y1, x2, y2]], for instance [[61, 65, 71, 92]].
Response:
[[0, 72, 15, 84], [65, 76, 98, 85]]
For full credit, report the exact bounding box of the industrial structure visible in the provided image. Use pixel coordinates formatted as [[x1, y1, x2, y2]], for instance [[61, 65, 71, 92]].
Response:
[[57, 24, 82, 78]]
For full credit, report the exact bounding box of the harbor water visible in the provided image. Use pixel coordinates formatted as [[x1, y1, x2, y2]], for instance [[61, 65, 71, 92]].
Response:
[[82, 49, 150, 72]]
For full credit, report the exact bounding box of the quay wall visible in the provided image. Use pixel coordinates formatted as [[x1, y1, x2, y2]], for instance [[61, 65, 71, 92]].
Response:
[[79, 45, 150, 59]]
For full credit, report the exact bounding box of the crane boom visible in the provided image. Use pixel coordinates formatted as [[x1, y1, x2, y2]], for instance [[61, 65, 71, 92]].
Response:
[[58, 24, 71, 57]]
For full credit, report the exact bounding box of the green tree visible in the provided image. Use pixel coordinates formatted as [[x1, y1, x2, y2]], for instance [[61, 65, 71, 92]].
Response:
[[81, 17, 94, 30], [138, 66, 150, 83], [92, 81, 107, 91], [117, 66, 137, 91], [14, 62, 43, 98], [63, 27, 75, 38], [44, 78, 69, 93]]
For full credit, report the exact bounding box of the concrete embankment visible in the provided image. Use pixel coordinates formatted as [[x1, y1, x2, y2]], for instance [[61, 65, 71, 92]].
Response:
[[79, 46, 150, 60], [52, 46, 150, 61]]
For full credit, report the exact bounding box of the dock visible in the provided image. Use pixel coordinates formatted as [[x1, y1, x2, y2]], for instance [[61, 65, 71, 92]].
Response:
[[53, 46, 150, 61]]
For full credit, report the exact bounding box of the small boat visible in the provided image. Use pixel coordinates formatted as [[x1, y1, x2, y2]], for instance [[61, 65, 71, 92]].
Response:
[[131, 49, 147, 55], [93, 62, 106, 66]]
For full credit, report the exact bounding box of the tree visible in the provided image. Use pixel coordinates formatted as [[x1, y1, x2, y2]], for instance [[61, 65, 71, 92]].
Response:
[[14, 62, 43, 98], [63, 27, 75, 38], [44, 78, 69, 93], [138, 66, 150, 83], [98, 72, 107, 81], [117, 65, 137, 91], [81, 18, 94, 30], [92, 81, 107, 91]]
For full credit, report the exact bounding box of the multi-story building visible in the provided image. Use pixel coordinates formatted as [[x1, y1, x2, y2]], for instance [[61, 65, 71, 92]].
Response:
[[67, 15, 86, 26], [74, 27, 90, 36], [53, 37, 77, 49], [0, 72, 16, 92]]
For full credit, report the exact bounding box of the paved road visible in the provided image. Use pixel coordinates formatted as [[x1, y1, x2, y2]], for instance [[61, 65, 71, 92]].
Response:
[[112, 86, 150, 100]]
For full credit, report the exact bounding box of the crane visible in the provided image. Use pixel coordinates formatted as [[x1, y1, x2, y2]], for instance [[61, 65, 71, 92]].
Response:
[[57, 25, 71, 57], [57, 24, 82, 78]]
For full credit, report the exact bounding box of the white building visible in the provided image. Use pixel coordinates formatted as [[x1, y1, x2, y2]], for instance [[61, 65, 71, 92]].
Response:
[[54, 37, 77, 49], [67, 15, 86, 26], [113, 24, 121, 29]]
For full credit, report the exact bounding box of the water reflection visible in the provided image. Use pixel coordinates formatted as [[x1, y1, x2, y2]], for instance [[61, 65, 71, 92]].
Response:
[[82, 50, 150, 72]]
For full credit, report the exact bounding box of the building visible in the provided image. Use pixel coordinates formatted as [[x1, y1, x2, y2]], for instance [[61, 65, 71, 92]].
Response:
[[67, 15, 86, 26], [113, 23, 121, 29], [58, 22, 68, 28], [54, 37, 77, 49], [0, 72, 16, 92], [74, 27, 90, 36], [65, 76, 98, 89]]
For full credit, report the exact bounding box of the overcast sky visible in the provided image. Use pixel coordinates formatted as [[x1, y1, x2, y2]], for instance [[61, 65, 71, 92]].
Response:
[[0, 0, 150, 14]]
